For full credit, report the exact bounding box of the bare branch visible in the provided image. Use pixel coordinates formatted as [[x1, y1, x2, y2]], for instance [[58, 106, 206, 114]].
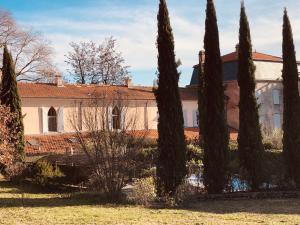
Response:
[[65, 37, 130, 85], [0, 8, 55, 82], [69, 92, 147, 196]]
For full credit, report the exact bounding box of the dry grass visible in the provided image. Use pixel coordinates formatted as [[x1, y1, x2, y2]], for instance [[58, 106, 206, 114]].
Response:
[[0, 181, 300, 225]]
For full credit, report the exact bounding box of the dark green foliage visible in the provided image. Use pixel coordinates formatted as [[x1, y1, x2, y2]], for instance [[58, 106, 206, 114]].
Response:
[[197, 52, 205, 144], [1, 46, 25, 157], [282, 9, 300, 187], [202, 0, 229, 194], [32, 160, 64, 186], [155, 0, 187, 197], [237, 3, 264, 191]]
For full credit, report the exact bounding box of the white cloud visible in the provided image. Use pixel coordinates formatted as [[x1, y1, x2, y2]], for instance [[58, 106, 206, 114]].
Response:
[[11, 0, 300, 86]]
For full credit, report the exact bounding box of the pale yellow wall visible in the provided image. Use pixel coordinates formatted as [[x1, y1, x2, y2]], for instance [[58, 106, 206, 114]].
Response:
[[254, 61, 283, 80], [21, 97, 199, 135], [255, 61, 300, 80], [22, 99, 40, 135], [22, 98, 79, 135]]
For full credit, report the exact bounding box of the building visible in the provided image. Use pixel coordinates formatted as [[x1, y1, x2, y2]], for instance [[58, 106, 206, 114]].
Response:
[[5, 46, 294, 156], [17, 76, 203, 156], [189, 47, 300, 131]]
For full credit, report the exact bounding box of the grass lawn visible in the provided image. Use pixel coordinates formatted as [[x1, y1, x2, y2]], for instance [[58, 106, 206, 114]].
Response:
[[0, 181, 300, 225]]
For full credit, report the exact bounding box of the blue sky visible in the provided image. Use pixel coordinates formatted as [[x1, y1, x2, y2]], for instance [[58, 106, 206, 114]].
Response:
[[2, 0, 300, 86]]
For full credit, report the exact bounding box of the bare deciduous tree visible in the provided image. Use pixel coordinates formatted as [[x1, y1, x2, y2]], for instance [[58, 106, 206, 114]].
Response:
[[65, 37, 130, 85], [65, 41, 97, 84], [70, 92, 146, 198], [0, 9, 55, 82]]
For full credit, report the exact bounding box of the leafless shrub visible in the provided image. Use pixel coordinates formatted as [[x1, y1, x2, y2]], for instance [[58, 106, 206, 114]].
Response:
[[70, 91, 146, 198], [130, 177, 156, 206]]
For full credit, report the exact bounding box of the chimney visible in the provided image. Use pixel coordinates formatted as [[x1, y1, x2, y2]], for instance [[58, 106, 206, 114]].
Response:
[[124, 77, 133, 87], [55, 74, 64, 87], [199, 50, 205, 65]]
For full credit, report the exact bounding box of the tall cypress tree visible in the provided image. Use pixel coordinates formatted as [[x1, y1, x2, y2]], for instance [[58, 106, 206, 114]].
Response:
[[198, 52, 205, 144], [155, 0, 187, 197], [202, 0, 229, 194], [282, 9, 300, 187], [237, 3, 264, 191], [1, 46, 25, 157]]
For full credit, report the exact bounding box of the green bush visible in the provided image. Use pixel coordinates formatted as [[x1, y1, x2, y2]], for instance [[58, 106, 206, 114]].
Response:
[[263, 140, 274, 150], [228, 141, 238, 151], [261, 150, 291, 189], [142, 138, 157, 148], [140, 167, 156, 178], [32, 160, 64, 186], [262, 129, 283, 150], [186, 144, 203, 160]]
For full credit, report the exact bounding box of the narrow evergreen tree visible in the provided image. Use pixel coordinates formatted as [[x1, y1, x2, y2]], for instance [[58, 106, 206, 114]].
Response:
[[282, 9, 300, 187], [237, 3, 264, 191], [1, 46, 25, 157], [198, 52, 205, 144], [155, 0, 187, 197], [202, 0, 229, 194]]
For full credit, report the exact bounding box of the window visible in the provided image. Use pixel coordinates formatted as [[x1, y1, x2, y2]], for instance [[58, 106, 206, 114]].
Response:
[[272, 89, 280, 105], [256, 90, 262, 104], [112, 106, 121, 130], [48, 107, 57, 132], [193, 110, 199, 128], [273, 114, 281, 129]]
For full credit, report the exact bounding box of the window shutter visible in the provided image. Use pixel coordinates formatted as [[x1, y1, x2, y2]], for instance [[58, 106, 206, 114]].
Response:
[[120, 108, 125, 130], [108, 107, 113, 130], [183, 110, 188, 127], [40, 107, 48, 133], [193, 110, 199, 128], [57, 107, 64, 132]]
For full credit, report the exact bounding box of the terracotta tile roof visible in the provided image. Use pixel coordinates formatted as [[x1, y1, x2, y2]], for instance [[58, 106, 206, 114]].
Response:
[[222, 51, 283, 63], [25, 133, 82, 155], [25, 128, 238, 156], [18, 83, 197, 101]]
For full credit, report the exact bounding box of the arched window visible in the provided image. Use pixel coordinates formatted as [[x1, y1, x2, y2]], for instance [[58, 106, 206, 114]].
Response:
[[48, 107, 57, 132], [112, 106, 121, 130]]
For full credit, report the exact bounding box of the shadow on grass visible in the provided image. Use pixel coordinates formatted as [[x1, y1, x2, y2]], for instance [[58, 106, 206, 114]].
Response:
[[0, 180, 130, 208], [1, 180, 300, 215], [180, 198, 300, 215]]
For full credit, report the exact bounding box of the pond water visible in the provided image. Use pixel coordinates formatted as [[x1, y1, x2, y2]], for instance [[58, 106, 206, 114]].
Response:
[[188, 174, 249, 192], [188, 174, 278, 192]]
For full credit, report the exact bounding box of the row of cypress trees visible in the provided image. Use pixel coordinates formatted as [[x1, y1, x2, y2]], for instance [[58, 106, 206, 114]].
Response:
[[0, 46, 25, 158], [156, 0, 300, 196], [201, 0, 300, 193]]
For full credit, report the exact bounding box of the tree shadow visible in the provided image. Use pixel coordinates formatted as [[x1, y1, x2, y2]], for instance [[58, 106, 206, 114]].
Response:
[[173, 198, 300, 215], [0, 180, 130, 208], [1, 180, 300, 215]]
